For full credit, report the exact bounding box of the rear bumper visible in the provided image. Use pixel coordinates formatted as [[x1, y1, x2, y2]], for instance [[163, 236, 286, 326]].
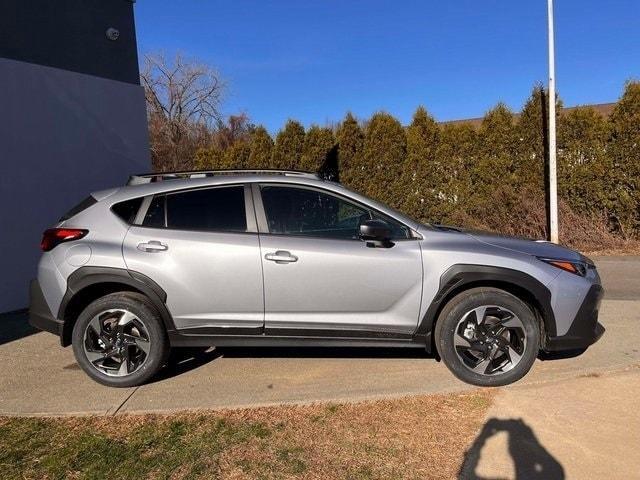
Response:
[[29, 279, 64, 339], [544, 284, 605, 351]]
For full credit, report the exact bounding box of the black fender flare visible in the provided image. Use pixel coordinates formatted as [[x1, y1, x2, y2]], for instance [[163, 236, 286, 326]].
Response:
[[58, 266, 176, 345], [416, 264, 556, 345]]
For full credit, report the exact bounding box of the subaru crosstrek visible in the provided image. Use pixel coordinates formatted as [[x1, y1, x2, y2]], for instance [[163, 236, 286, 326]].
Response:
[[29, 170, 604, 387]]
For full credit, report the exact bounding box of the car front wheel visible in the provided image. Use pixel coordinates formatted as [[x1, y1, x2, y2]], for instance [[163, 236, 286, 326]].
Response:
[[435, 287, 540, 387]]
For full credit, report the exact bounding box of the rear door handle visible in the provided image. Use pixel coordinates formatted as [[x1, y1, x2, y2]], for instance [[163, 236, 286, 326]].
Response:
[[264, 250, 298, 264], [137, 240, 168, 252]]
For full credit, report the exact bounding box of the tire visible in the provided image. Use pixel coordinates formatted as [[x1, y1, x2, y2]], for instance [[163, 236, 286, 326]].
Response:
[[434, 287, 540, 387], [72, 292, 169, 387]]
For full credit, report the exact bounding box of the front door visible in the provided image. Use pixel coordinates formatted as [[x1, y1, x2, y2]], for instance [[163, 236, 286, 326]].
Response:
[[256, 184, 423, 337], [122, 184, 264, 333]]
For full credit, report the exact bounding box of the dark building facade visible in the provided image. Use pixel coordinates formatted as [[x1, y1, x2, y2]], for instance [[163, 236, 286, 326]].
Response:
[[0, 0, 150, 311]]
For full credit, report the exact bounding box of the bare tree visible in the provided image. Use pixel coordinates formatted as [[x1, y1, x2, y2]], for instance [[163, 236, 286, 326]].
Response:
[[213, 113, 255, 150], [141, 52, 226, 171]]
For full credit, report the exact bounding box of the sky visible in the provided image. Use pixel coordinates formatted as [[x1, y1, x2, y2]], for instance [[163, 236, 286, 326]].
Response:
[[135, 0, 640, 133]]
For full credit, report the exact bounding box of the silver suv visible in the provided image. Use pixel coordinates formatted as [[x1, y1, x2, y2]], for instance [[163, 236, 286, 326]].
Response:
[[29, 170, 604, 387]]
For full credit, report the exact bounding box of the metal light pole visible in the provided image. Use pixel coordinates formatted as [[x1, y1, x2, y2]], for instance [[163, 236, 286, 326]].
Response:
[[547, 0, 559, 243]]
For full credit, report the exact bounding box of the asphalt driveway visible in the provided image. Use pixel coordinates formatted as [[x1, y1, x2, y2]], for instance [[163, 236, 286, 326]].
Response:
[[0, 256, 638, 416]]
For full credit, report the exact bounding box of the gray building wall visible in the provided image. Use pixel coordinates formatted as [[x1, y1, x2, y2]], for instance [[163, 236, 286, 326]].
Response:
[[0, 0, 140, 85], [0, 0, 149, 312]]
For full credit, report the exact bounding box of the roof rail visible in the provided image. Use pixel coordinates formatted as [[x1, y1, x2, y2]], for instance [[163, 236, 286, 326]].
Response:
[[126, 169, 320, 186]]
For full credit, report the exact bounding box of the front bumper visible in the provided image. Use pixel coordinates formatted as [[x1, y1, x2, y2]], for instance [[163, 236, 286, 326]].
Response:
[[29, 279, 64, 338], [544, 283, 605, 351]]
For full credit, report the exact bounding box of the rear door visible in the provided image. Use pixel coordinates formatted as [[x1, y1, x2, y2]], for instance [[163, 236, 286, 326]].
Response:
[[255, 184, 423, 337], [122, 184, 264, 334]]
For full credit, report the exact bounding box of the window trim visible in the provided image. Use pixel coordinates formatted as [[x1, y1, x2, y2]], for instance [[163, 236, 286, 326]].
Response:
[[135, 183, 258, 234], [134, 195, 153, 225], [253, 182, 417, 241]]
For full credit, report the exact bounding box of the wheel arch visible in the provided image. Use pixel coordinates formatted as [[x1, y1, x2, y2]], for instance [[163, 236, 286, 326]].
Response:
[[417, 264, 555, 354], [58, 267, 175, 347]]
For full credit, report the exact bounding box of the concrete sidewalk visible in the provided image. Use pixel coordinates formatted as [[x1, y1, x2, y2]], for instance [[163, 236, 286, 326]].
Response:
[[1, 299, 639, 416], [460, 368, 640, 479]]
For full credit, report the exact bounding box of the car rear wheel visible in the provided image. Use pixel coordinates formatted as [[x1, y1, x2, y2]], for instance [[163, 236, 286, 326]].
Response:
[[72, 292, 169, 387], [435, 287, 540, 387]]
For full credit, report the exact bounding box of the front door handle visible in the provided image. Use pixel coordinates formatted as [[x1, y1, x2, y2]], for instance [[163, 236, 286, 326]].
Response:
[[265, 250, 298, 264], [137, 240, 168, 252]]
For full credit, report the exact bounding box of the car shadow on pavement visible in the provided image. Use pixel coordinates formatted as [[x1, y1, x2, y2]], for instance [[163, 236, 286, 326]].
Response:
[[0, 310, 38, 346], [538, 348, 587, 361], [459, 418, 564, 480], [218, 346, 433, 359], [148, 346, 432, 384], [150, 347, 223, 383]]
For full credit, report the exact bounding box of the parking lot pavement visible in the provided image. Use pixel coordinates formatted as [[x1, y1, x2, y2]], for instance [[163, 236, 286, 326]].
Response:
[[590, 255, 640, 300], [0, 256, 638, 416]]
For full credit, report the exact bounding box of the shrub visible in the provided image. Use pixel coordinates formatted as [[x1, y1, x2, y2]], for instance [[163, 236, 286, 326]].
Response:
[[608, 81, 640, 235], [271, 120, 305, 169], [361, 112, 406, 209], [401, 106, 440, 220], [247, 126, 274, 169], [194, 147, 226, 170], [300, 126, 335, 172], [223, 142, 251, 168], [336, 113, 364, 189], [558, 106, 611, 217], [434, 123, 478, 224]]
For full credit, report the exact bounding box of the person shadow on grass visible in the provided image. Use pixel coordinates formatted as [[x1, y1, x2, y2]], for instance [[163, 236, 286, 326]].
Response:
[[458, 418, 565, 480]]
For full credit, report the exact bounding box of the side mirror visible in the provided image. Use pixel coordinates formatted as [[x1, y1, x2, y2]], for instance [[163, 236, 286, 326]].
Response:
[[359, 219, 393, 247]]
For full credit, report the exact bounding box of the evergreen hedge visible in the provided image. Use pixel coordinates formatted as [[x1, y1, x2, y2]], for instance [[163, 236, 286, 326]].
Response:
[[192, 81, 640, 247]]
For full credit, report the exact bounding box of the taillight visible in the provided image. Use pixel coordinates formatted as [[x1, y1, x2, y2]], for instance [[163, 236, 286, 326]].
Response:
[[40, 228, 88, 252]]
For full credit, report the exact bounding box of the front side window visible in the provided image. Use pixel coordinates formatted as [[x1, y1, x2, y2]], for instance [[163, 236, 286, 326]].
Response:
[[142, 186, 247, 232], [260, 186, 410, 240]]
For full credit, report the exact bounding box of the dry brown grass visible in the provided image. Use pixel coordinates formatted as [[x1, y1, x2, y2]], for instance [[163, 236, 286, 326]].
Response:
[[0, 390, 494, 480], [449, 185, 640, 254]]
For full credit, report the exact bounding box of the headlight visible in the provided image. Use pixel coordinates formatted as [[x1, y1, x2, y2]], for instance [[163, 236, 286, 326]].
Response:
[[538, 257, 588, 277]]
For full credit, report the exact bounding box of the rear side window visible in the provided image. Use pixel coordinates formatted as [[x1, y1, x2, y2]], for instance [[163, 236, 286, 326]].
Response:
[[59, 196, 97, 222], [143, 186, 247, 232], [111, 198, 143, 224]]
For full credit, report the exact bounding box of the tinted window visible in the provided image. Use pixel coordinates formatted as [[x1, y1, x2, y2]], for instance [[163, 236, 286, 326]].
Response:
[[260, 186, 366, 239], [143, 186, 247, 232], [59, 196, 96, 221], [111, 198, 143, 224], [261, 186, 411, 240]]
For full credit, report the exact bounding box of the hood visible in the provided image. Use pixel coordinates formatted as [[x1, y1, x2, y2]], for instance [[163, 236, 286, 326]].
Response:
[[431, 225, 583, 261]]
